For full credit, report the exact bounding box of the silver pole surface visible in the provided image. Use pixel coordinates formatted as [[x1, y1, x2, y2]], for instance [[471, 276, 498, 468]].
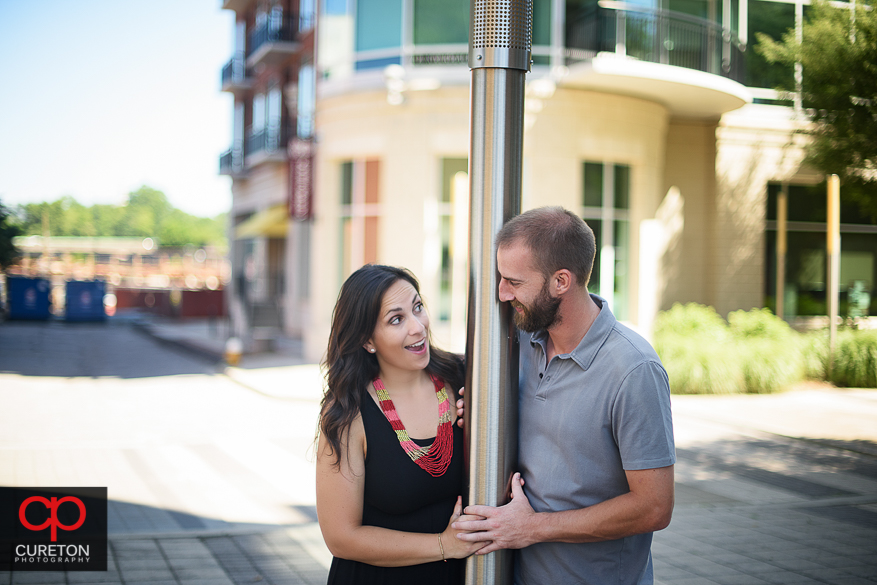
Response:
[[465, 1, 531, 584]]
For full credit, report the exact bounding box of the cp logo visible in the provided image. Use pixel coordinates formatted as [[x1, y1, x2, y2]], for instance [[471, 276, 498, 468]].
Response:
[[19, 496, 86, 542]]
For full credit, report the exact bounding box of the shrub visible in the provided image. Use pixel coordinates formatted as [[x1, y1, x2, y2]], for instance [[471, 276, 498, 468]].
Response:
[[654, 303, 730, 342], [654, 304, 741, 394], [654, 303, 877, 393], [655, 304, 804, 394], [800, 331, 829, 380], [729, 308, 795, 341], [829, 329, 877, 388], [729, 308, 805, 393]]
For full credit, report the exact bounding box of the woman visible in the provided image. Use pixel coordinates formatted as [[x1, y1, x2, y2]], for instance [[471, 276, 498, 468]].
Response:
[[316, 265, 484, 584]]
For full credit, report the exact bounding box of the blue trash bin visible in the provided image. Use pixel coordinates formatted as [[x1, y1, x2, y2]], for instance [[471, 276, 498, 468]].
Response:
[[65, 280, 107, 322], [7, 276, 52, 320]]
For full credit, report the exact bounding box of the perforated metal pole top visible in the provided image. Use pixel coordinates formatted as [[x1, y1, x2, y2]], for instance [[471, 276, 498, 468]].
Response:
[[469, 0, 533, 71]]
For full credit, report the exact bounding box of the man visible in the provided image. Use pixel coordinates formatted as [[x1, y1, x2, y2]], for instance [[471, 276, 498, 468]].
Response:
[[454, 206, 675, 585]]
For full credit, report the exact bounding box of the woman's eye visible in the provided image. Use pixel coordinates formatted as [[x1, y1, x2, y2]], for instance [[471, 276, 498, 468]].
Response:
[[414, 303, 423, 312], [390, 316, 401, 325]]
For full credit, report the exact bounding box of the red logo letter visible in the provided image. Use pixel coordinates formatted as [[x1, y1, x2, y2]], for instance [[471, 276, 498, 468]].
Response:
[[19, 496, 86, 542]]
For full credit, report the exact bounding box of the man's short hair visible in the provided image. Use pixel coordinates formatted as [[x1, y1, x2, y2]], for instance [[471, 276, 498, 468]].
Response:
[[496, 206, 596, 288]]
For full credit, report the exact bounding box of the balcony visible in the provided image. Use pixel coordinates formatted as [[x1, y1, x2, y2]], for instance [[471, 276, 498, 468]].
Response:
[[221, 55, 254, 94], [563, 1, 750, 118], [244, 123, 292, 167], [219, 148, 247, 178], [246, 14, 304, 67]]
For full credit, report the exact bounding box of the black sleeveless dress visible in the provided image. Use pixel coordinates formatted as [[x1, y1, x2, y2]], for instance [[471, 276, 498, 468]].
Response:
[[326, 384, 465, 585]]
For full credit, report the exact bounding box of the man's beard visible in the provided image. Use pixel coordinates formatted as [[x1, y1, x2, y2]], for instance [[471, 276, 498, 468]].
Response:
[[511, 281, 561, 332]]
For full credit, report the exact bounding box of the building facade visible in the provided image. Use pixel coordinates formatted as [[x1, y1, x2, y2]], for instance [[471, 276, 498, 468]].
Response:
[[219, 0, 317, 347], [220, 0, 876, 361]]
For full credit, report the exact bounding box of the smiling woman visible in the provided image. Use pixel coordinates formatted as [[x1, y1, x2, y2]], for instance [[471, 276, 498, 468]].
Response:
[[315, 264, 484, 584]]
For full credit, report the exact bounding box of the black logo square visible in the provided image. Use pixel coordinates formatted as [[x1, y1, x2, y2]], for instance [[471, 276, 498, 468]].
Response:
[[0, 487, 108, 571]]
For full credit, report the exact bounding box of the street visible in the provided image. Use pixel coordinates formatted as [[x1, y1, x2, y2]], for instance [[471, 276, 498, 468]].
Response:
[[1, 319, 877, 584]]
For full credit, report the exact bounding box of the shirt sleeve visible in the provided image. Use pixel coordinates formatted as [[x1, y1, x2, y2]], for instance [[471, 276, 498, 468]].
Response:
[[611, 360, 676, 471]]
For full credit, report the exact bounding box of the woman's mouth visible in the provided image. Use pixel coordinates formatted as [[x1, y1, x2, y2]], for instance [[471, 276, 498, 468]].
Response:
[[405, 339, 427, 353]]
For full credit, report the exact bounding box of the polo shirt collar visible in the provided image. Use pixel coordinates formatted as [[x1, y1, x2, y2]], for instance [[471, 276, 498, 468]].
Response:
[[528, 294, 615, 371]]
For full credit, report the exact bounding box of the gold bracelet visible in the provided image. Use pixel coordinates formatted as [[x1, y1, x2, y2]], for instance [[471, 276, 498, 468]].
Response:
[[438, 532, 446, 562]]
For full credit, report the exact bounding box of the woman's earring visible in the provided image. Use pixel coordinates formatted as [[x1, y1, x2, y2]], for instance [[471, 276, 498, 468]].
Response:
[[366, 347, 375, 353]]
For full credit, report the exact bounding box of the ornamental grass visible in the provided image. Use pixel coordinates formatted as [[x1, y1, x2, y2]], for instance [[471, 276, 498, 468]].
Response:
[[653, 303, 877, 394]]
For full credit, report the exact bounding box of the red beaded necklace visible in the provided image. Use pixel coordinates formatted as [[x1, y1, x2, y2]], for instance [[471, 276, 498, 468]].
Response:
[[372, 374, 454, 477]]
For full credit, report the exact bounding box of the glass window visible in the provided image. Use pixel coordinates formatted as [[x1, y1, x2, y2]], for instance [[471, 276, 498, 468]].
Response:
[[267, 86, 282, 129], [340, 162, 353, 205], [252, 93, 266, 132], [747, 0, 795, 89], [356, 0, 403, 51], [765, 182, 877, 317], [614, 164, 630, 210], [582, 161, 631, 320], [584, 162, 603, 207], [439, 158, 468, 322], [669, 0, 709, 20], [413, 0, 468, 44], [324, 0, 348, 15], [533, 0, 552, 47], [339, 159, 381, 285], [297, 63, 316, 138]]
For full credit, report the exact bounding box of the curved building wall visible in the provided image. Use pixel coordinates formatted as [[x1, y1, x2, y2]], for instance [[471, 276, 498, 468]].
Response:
[[306, 82, 672, 360]]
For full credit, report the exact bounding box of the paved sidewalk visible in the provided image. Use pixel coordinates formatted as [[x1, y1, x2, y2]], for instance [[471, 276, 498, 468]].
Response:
[[2, 317, 876, 584]]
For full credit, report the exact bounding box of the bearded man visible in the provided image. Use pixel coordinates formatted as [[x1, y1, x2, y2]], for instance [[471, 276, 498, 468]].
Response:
[[454, 206, 676, 585]]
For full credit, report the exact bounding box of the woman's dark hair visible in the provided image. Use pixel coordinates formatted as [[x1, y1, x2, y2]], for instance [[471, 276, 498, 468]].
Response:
[[318, 264, 464, 467]]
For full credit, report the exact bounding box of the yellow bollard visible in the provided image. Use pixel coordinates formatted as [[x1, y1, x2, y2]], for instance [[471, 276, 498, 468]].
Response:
[[224, 337, 243, 366]]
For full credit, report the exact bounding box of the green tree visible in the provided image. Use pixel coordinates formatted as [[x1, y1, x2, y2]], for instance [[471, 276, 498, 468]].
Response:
[[119, 186, 173, 237], [0, 200, 23, 271], [757, 0, 877, 220], [11, 188, 226, 248]]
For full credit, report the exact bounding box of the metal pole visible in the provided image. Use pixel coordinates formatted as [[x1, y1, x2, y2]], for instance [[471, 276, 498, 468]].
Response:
[[465, 1, 531, 584], [776, 186, 787, 320], [827, 174, 840, 371]]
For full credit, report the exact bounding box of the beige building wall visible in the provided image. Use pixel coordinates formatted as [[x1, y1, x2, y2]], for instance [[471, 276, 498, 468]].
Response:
[[307, 86, 814, 360], [712, 104, 811, 317], [307, 86, 471, 362], [231, 164, 288, 216], [662, 119, 718, 308], [524, 88, 669, 325], [307, 84, 674, 358]]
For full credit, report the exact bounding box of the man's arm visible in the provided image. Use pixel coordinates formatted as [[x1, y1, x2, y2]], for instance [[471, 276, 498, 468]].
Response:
[[453, 465, 674, 555]]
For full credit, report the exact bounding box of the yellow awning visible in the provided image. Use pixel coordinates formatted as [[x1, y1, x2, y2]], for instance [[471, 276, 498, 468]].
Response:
[[235, 205, 288, 239]]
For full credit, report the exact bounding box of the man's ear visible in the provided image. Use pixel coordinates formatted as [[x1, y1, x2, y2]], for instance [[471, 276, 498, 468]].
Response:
[[553, 269, 573, 295]]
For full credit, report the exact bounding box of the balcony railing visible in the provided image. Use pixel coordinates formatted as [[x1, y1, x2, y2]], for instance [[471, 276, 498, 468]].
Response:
[[221, 55, 253, 90], [245, 122, 293, 159], [247, 14, 302, 59], [219, 147, 245, 177], [567, 1, 745, 83]]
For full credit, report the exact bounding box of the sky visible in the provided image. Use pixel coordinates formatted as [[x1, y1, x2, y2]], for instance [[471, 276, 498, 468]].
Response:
[[0, 1, 236, 218]]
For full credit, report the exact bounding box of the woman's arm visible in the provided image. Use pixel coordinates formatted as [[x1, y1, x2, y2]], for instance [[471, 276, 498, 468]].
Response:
[[316, 416, 486, 566]]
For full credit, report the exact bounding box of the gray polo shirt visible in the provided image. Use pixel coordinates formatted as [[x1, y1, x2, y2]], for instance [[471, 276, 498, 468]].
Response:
[[516, 295, 675, 585]]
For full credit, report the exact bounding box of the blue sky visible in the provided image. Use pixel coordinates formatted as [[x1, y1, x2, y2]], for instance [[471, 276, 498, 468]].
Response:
[[0, 1, 235, 217]]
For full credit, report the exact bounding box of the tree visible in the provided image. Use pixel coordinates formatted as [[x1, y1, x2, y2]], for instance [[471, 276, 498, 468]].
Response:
[[10, 188, 226, 248], [757, 0, 877, 220], [0, 200, 23, 271]]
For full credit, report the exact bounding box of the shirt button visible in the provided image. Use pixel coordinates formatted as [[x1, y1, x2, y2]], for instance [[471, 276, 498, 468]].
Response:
[[539, 373, 543, 379]]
